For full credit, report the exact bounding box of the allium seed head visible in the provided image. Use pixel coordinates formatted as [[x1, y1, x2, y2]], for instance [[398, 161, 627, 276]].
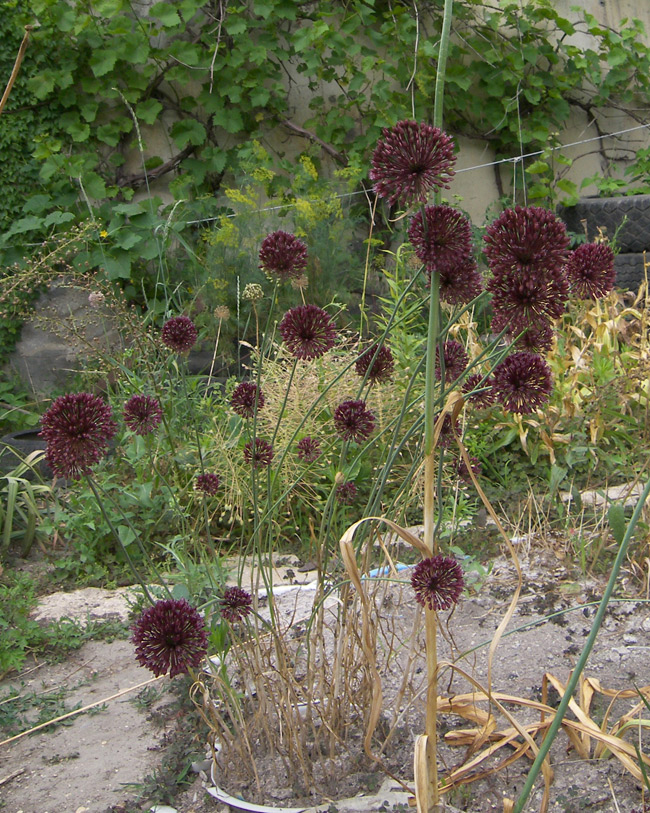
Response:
[[333, 400, 376, 444], [195, 472, 221, 496], [40, 392, 117, 479], [335, 481, 357, 505], [355, 343, 395, 384], [492, 351, 553, 414], [231, 382, 265, 419], [161, 316, 198, 353], [462, 374, 495, 410], [488, 267, 569, 333], [411, 555, 464, 611], [565, 243, 616, 299], [243, 438, 274, 468], [370, 120, 456, 207], [259, 231, 308, 281], [242, 283, 264, 303], [435, 340, 469, 384], [220, 587, 252, 623], [279, 305, 337, 360], [408, 205, 473, 271], [483, 205, 569, 277], [123, 395, 163, 436], [131, 598, 208, 678], [437, 257, 484, 305], [296, 436, 321, 463]]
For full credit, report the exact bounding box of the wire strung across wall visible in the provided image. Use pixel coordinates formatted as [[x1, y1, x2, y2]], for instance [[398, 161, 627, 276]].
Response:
[[178, 121, 650, 229]]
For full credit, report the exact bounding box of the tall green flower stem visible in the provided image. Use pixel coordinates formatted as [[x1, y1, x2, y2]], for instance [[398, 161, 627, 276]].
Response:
[[512, 477, 650, 813], [421, 0, 454, 809]]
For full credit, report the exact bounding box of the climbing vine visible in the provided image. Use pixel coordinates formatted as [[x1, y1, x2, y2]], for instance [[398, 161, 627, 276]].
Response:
[[1, 0, 649, 279]]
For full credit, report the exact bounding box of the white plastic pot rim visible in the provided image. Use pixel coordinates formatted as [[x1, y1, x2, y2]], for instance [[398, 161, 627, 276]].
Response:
[[207, 781, 307, 813]]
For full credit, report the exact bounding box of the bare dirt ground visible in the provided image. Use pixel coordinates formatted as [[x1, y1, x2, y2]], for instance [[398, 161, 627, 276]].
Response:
[[1, 545, 650, 813]]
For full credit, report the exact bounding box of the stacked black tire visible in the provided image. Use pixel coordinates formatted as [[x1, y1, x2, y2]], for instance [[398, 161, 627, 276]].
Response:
[[558, 194, 650, 291]]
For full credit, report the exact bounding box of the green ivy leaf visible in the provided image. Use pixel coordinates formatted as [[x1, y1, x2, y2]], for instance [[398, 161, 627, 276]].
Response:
[[170, 119, 206, 149], [150, 2, 181, 27], [90, 49, 118, 77], [42, 211, 75, 227], [136, 99, 163, 125]]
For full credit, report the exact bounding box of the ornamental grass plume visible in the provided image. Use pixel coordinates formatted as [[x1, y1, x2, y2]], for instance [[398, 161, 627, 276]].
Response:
[[243, 438, 274, 467], [40, 392, 117, 479], [333, 399, 376, 443], [355, 342, 395, 384], [231, 381, 265, 419], [131, 597, 208, 678], [195, 472, 221, 496], [296, 436, 321, 462], [219, 586, 252, 623], [370, 120, 456, 207], [492, 351, 553, 414], [411, 555, 464, 611], [123, 395, 163, 436], [259, 230, 308, 281], [407, 205, 473, 271], [565, 242, 616, 299], [279, 304, 337, 360], [435, 339, 469, 384], [161, 315, 198, 353]]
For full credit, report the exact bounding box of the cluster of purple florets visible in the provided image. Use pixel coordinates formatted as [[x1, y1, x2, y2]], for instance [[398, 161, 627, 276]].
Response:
[[45, 119, 618, 661]]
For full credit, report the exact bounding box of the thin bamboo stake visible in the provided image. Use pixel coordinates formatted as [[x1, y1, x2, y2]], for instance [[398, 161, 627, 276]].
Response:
[[0, 26, 34, 117]]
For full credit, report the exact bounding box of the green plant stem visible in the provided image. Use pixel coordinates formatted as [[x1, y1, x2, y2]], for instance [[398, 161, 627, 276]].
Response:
[[512, 476, 650, 813]]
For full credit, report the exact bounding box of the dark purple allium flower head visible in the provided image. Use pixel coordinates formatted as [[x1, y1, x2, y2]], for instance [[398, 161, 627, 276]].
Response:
[[411, 555, 464, 611], [437, 257, 484, 305], [492, 351, 553, 414], [509, 320, 555, 354], [296, 436, 321, 463], [355, 343, 395, 384], [333, 399, 376, 444], [462, 373, 495, 410], [408, 205, 473, 271], [370, 120, 456, 207], [131, 598, 208, 678], [40, 392, 117, 479], [335, 480, 357, 505], [244, 438, 274, 467], [161, 316, 198, 353], [435, 339, 469, 384], [457, 455, 482, 483], [259, 231, 308, 281], [483, 205, 569, 277], [220, 586, 252, 623], [123, 395, 163, 436], [488, 267, 569, 333], [435, 413, 460, 448], [231, 381, 265, 419], [279, 305, 337, 360], [565, 242, 616, 299], [195, 472, 221, 495]]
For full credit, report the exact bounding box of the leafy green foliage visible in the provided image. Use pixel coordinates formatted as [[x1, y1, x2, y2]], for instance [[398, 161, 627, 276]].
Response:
[[4, 0, 650, 278]]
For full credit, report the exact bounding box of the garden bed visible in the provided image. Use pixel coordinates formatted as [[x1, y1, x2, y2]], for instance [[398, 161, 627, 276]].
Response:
[[2, 542, 649, 813]]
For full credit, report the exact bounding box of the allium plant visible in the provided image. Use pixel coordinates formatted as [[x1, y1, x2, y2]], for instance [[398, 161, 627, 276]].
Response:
[[279, 304, 337, 359], [123, 395, 163, 436], [40, 392, 117, 480], [231, 382, 265, 419], [161, 315, 198, 353], [132, 597, 208, 678]]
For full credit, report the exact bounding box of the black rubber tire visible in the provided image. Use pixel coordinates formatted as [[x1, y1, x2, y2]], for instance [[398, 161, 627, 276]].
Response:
[[0, 429, 51, 478], [614, 252, 649, 292], [558, 194, 650, 253]]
